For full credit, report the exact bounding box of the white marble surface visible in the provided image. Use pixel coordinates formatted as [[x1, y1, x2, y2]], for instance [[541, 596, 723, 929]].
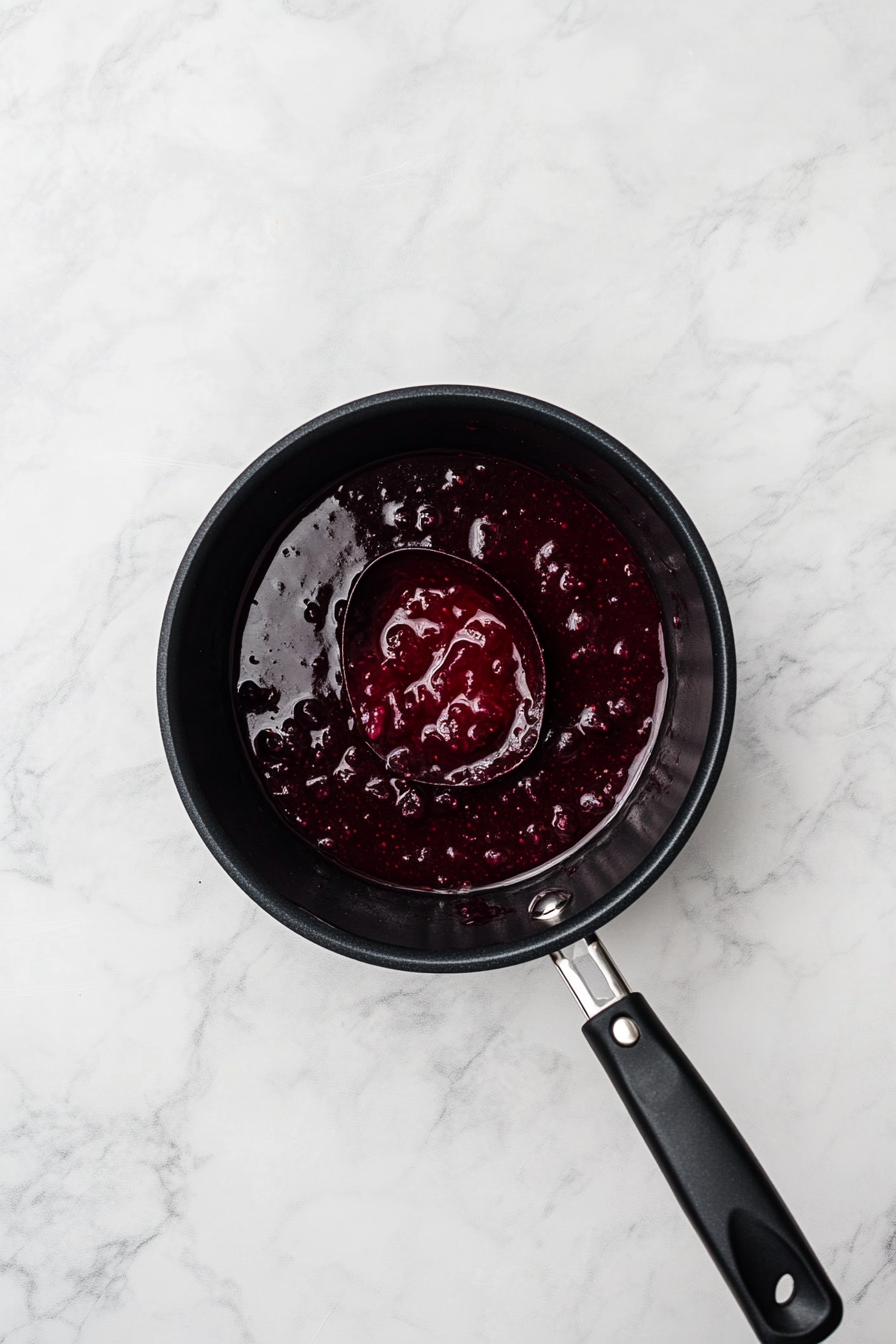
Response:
[[1, 1, 894, 1340]]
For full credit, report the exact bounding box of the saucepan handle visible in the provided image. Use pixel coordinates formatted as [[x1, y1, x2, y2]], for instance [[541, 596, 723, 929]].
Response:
[[582, 991, 842, 1342]]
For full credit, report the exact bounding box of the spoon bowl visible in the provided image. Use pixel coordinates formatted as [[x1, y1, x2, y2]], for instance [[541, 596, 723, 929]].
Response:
[[341, 547, 546, 787]]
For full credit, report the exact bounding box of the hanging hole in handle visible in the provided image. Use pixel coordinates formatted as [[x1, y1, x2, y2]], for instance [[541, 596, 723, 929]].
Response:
[[729, 1209, 830, 1330], [775, 1273, 796, 1306]]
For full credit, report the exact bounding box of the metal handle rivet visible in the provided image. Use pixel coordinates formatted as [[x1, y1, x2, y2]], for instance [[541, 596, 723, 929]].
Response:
[[611, 1016, 640, 1046], [529, 888, 571, 922]]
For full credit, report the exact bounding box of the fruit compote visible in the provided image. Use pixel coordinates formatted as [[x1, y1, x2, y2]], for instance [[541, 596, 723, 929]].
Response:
[[237, 452, 666, 891], [342, 549, 545, 787]]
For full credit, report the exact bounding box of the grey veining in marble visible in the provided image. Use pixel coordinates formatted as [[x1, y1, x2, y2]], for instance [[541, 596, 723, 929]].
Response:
[[1, 1, 895, 1340]]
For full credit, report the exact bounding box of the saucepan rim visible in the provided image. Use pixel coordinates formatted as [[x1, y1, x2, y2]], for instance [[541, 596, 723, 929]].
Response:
[[157, 384, 736, 972]]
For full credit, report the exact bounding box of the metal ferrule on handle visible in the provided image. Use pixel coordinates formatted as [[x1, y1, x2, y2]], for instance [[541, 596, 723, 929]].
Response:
[[551, 933, 631, 1017]]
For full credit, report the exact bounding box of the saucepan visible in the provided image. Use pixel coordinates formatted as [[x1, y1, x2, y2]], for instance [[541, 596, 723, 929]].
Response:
[[157, 385, 842, 1342]]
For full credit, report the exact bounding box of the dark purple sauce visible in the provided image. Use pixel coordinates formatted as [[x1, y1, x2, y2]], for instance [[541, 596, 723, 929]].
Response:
[[237, 452, 665, 891], [342, 549, 545, 787]]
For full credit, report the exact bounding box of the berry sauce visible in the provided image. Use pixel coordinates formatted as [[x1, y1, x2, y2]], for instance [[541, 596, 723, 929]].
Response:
[[342, 549, 545, 787], [236, 452, 666, 892]]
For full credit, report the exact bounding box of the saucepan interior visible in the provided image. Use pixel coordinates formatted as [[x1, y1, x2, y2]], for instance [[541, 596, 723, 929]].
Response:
[[158, 386, 735, 971]]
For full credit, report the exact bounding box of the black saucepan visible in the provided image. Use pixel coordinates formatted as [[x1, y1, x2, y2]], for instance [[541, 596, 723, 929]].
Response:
[[158, 385, 842, 1343]]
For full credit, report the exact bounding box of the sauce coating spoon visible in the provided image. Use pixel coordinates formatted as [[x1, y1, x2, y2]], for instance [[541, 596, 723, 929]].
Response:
[[341, 547, 546, 787]]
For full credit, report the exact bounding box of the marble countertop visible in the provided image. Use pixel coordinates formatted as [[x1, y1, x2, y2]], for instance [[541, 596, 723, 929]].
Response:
[[2, 2, 894, 1340]]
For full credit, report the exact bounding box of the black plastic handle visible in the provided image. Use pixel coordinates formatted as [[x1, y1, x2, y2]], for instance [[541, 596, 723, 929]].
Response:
[[583, 993, 842, 1343]]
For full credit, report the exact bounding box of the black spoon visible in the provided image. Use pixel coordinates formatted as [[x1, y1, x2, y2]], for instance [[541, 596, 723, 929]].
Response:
[[341, 547, 546, 787]]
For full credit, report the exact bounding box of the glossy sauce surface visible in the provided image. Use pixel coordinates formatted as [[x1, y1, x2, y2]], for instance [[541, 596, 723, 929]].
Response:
[[342, 549, 545, 787], [237, 453, 666, 891]]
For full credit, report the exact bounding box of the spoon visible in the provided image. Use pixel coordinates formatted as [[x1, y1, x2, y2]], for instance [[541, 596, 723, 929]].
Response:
[[341, 547, 546, 787]]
